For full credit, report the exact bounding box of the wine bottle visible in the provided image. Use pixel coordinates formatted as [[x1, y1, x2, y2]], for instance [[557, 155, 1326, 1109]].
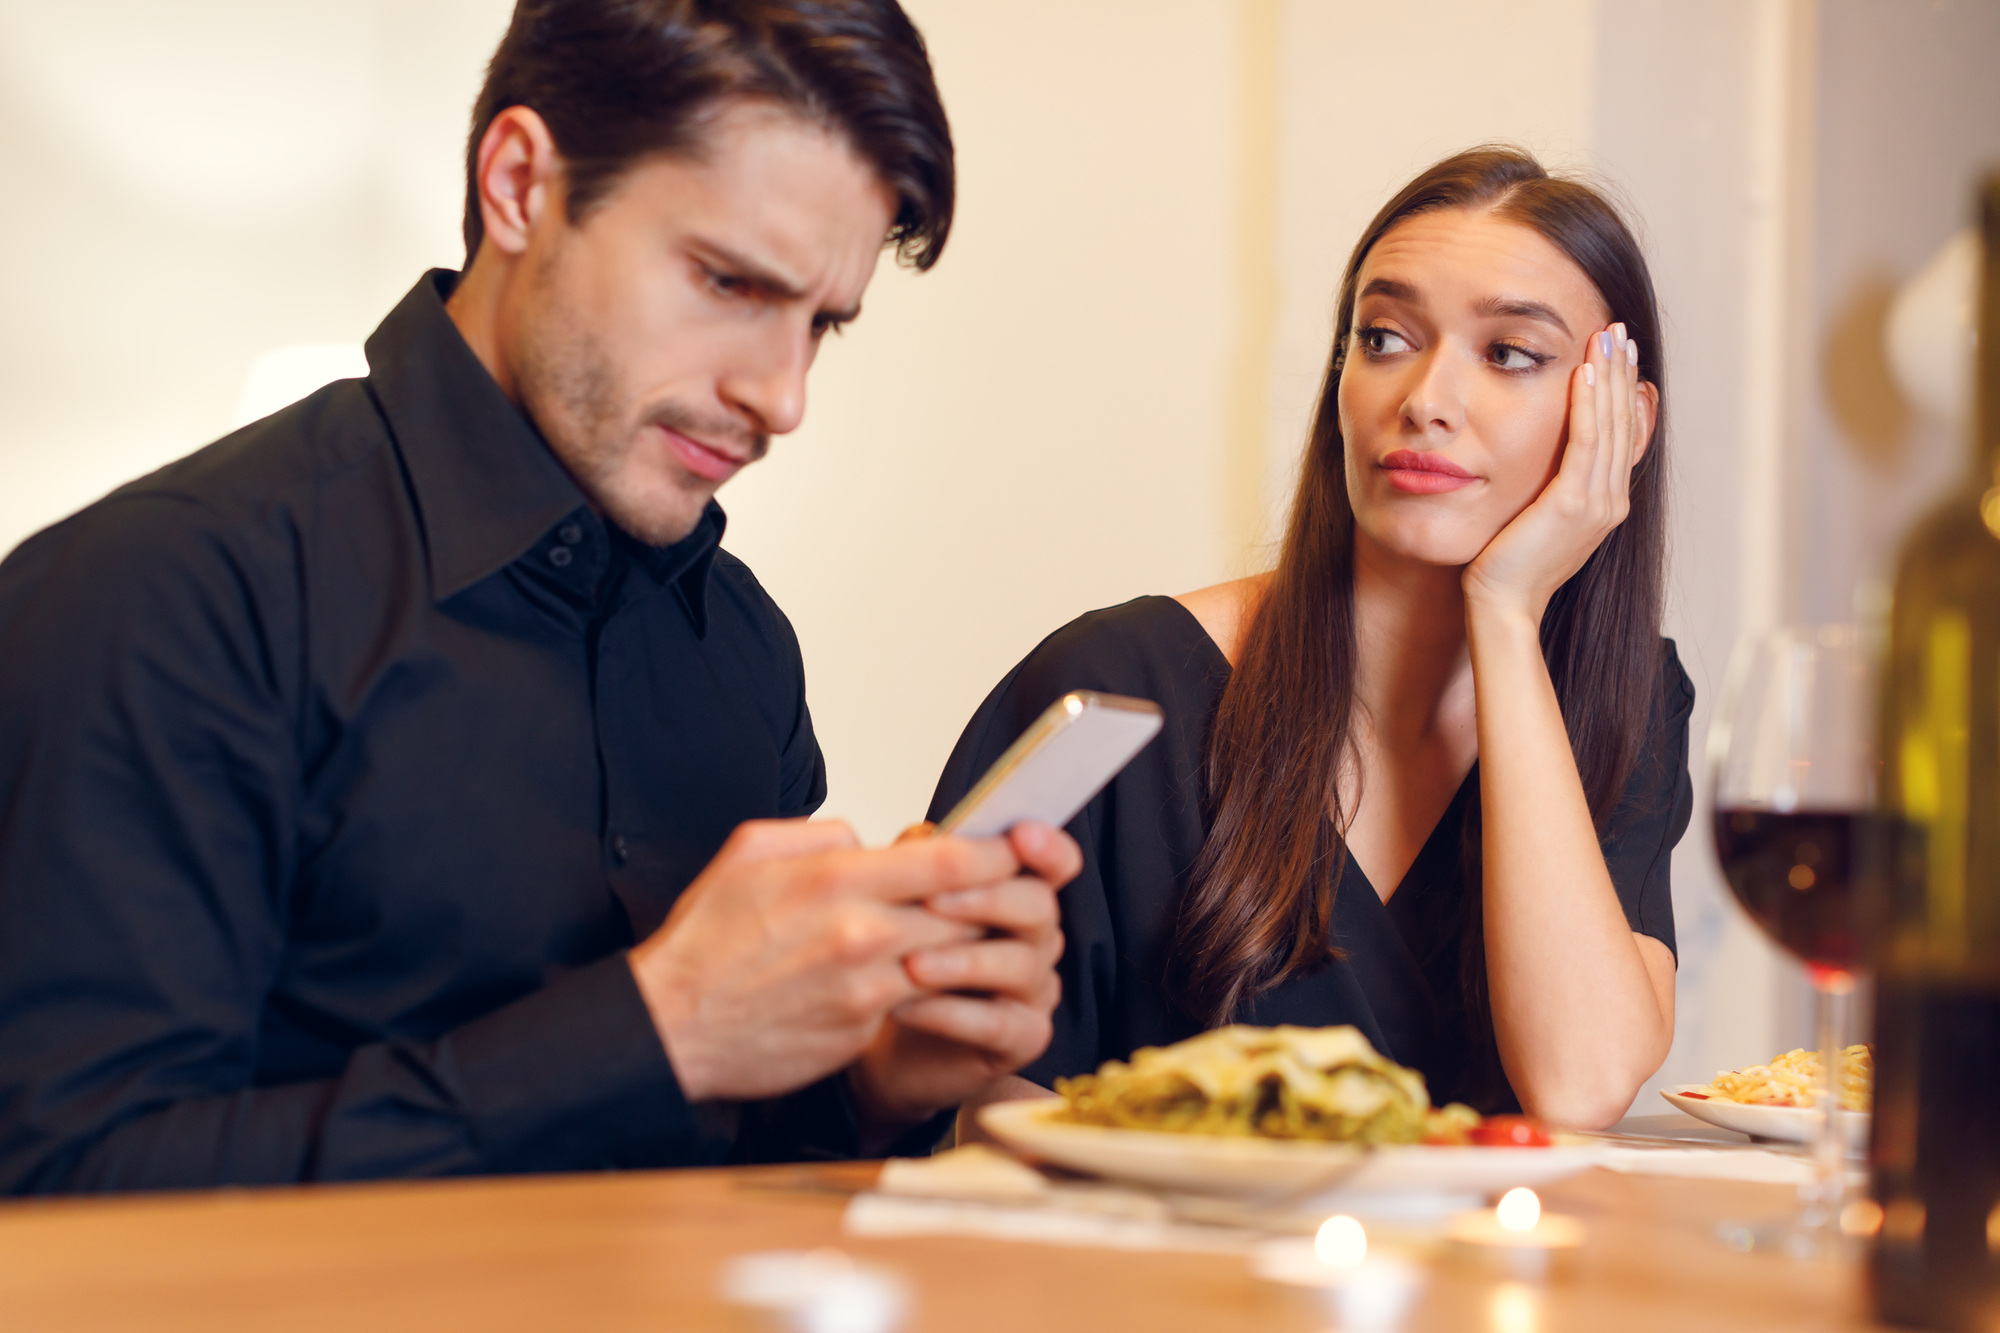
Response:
[[1869, 174, 2000, 1329]]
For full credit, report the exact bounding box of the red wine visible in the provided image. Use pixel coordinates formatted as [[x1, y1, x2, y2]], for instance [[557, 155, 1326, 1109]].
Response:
[[1712, 808, 1860, 970], [1868, 980, 2000, 1329]]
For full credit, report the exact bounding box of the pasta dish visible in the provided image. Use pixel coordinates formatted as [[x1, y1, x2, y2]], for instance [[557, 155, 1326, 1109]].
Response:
[[1055, 1024, 1480, 1144], [1684, 1045, 1872, 1112]]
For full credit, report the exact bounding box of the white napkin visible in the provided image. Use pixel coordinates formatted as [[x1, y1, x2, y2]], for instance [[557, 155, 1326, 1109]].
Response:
[[1598, 1146, 1864, 1186], [847, 1144, 1863, 1254], [848, 1147, 1257, 1253], [872, 1145, 1049, 1202], [843, 1191, 1257, 1254]]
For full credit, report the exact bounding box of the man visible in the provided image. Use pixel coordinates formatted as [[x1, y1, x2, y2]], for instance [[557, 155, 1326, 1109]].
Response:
[[0, 0, 1077, 1191]]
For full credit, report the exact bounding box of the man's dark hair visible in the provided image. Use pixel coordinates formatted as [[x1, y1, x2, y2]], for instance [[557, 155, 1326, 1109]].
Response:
[[464, 0, 954, 269]]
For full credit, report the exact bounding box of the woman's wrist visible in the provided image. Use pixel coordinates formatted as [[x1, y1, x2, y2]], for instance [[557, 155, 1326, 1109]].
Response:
[[1459, 559, 1552, 627], [1462, 586, 1546, 648]]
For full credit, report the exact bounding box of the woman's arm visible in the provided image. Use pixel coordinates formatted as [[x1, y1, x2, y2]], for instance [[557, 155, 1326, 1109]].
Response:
[[1462, 324, 1672, 1129], [1467, 606, 1676, 1127]]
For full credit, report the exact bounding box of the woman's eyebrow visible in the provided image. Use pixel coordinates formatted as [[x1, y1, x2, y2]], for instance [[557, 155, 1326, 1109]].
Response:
[[1475, 295, 1572, 337], [1359, 277, 1420, 305]]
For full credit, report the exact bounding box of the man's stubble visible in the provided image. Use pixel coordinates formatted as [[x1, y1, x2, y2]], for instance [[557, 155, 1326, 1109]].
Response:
[[512, 245, 767, 548]]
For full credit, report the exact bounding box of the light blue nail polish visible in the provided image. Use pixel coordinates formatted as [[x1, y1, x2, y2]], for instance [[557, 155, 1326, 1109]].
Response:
[[1599, 331, 1613, 357]]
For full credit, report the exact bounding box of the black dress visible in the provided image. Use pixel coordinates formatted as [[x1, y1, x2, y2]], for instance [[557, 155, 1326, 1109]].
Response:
[[927, 595, 1694, 1112]]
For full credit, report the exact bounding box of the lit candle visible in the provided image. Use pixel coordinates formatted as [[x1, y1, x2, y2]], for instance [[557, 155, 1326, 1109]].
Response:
[[1252, 1215, 1423, 1331], [1315, 1213, 1368, 1266], [1444, 1188, 1586, 1281]]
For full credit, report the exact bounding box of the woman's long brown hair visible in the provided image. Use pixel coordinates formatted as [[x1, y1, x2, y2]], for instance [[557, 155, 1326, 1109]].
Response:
[[1167, 147, 1670, 1104]]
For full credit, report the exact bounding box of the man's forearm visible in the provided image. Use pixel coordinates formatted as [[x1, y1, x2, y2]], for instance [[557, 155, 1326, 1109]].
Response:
[[2, 954, 708, 1193]]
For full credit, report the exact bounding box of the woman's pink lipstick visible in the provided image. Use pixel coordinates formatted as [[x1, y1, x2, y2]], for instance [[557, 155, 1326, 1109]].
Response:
[[1379, 449, 1477, 494]]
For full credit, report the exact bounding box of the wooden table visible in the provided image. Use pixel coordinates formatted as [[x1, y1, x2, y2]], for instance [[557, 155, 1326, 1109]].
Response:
[[0, 1163, 1891, 1331]]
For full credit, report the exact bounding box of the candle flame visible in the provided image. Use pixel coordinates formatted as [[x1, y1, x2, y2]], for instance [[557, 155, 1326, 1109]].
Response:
[[1496, 1187, 1541, 1232], [1313, 1214, 1367, 1267]]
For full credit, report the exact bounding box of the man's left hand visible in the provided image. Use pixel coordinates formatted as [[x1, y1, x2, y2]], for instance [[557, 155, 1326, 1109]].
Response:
[[846, 820, 1078, 1143]]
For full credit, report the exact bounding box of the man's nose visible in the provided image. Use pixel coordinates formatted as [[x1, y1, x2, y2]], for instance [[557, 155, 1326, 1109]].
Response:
[[1401, 347, 1466, 435], [719, 329, 812, 437]]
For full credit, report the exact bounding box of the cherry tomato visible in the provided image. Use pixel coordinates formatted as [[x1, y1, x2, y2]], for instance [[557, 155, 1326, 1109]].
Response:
[[1468, 1115, 1551, 1147]]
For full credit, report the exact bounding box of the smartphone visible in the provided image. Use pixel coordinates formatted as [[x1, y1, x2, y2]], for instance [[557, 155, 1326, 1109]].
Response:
[[935, 691, 1163, 839]]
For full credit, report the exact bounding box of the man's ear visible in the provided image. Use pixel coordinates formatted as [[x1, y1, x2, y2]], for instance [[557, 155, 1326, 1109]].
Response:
[[1635, 379, 1660, 465], [472, 106, 564, 258]]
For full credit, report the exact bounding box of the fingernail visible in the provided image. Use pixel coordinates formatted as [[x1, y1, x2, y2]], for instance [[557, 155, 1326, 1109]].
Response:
[[1584, 362, 1595, 387], [1613, 322, 1627, 343], [1627, 339, 1640, 366], [1598, 331, 1613, 357], [933, 888, 978, 913]]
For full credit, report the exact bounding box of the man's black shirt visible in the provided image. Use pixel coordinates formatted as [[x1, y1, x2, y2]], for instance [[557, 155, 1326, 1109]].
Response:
[[0, 272, 837, 1191]]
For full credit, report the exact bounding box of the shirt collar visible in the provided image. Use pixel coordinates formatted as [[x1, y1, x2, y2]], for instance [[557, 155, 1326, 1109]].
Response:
[[631, 500, 726, 640], [364, 270, 721, 628]]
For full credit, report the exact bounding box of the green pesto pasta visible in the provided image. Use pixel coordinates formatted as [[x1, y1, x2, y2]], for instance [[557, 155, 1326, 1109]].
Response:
[[1056, 1025, 1479, 1144]]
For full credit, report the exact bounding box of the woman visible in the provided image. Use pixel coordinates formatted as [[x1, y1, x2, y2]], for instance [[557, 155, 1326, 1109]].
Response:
[[930, 146, 1690, 1132]]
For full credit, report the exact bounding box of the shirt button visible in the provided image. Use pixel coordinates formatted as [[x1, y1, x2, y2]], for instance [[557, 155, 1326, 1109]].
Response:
[[548, 545, 575, 568], [558, 523, 584, 545], [611, 835, 629, 865]]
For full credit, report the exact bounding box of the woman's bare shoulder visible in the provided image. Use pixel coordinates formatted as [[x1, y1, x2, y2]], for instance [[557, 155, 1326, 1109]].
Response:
[[1172, 575, 1268, 667]]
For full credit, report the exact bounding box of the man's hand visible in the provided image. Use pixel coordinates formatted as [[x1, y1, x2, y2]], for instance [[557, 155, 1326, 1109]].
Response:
[[846, 820, 1080, 1139], [628, 818, 1028, 1103]]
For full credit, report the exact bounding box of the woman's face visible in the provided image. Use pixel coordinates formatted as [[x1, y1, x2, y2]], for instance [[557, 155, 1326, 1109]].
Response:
[[1337, 208, 1618, 568]]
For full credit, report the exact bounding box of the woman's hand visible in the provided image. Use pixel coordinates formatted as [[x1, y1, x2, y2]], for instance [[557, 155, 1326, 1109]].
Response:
[[1461, 323, 1656, 623]]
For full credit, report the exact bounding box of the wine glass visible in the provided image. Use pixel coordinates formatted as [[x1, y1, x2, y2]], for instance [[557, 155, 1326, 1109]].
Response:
[[1708, 625, 1874, 1259]]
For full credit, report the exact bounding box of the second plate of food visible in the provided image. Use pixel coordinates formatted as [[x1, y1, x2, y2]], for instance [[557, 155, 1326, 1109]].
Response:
[[1661, 1087, 1869, 1150], [977, 1099, 1604, 1199]]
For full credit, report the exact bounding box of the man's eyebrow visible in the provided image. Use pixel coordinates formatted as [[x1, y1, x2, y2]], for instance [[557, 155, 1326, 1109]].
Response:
[[693, 239, 862, 325], [1475, 295, 1572, 337]]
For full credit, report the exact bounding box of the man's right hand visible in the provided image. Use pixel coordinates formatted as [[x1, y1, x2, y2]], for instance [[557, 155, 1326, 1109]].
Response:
[[626, 819, 1023, 1103]]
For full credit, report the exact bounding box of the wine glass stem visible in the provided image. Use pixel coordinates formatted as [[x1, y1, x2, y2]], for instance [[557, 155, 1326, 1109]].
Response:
[[1807, 969, 1852, 1231]]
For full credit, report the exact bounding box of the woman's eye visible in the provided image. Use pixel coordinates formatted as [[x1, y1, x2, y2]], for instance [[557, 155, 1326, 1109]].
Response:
[[1359, 327, 1411, 356], [1489, 342, 1547, 371]]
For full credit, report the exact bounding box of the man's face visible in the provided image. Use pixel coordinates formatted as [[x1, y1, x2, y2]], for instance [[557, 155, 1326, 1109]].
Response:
[[505, 102, 897, 546]]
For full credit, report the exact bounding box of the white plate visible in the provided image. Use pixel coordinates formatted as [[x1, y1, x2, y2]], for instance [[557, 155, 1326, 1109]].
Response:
[[1661, 1086, 1869, 1150], [976, 1099, 1604, 1200]]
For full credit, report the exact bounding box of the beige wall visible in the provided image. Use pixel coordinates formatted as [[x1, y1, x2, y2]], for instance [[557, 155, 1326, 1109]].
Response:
[[0, 0, 514, 548], [2, 1, 1988, 1117], [1262, 1, 1598, 527], [725, 0, 1242, 841], [1796, 0, 2000, 623]]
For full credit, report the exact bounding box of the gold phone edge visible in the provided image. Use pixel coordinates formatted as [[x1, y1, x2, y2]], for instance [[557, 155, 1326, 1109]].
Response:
[[934, 692, 1161, 835]]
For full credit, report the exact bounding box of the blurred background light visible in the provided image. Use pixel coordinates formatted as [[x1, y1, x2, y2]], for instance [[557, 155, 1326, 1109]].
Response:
[[1886, 228, 1979, 428], [0, 1, 380, 227], [234, 344, 369, 429]]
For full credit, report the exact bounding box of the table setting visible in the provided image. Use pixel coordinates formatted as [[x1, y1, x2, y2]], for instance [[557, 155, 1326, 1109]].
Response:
[[0, 1006, 1909, 1333], [744, 1014, 1884, 1333]]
